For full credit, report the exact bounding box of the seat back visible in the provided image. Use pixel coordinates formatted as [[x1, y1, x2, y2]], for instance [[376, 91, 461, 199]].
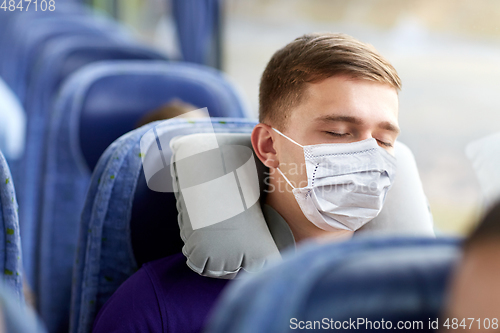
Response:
[[18, 40, 166, 303], [0, 3, 88, 81], [7, 11, 128, 291], [206, 237, 461, 333], [41, 62, 249, 333], [34, 47, 168, 333], [78, 62, 251, 170], [0, 151, 23, 303], [71, 118, 257, 333], [15, 25, 127, 232], [3, 15, 128, 100], [172, 0, 221, 67]]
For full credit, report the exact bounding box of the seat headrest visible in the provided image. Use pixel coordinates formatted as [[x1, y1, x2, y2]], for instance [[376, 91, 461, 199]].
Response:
[[77, 61, 250, 170], [165, 133, 435, 279]]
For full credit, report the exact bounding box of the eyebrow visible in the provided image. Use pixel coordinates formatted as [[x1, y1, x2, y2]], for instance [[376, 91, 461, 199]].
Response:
[[315, 115, 400, 135]]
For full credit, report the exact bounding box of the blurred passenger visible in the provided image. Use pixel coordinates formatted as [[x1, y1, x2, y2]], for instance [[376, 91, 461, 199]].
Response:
[[135, 98, 203, 128], [443, 202, 500, 331], [93, 32, 402, 333], [0, 78, 25, 161]]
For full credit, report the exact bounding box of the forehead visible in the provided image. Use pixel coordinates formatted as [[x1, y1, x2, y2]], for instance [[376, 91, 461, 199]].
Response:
[[291, 75, 399, 125]]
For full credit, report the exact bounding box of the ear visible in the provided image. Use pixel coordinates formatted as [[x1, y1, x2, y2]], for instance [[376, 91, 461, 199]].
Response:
[[251, 123, 279, 169]]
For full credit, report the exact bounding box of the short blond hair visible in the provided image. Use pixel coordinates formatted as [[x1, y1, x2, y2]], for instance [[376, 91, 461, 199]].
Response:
[[259, 33, 401, 129]]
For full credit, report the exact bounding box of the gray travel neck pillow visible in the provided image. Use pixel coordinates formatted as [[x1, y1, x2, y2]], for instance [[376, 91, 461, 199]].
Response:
[[170, 133, 435, 279]]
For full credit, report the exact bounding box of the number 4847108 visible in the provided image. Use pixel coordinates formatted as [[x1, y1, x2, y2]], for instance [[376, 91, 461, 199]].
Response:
[[1, 0, 56, 11], [443, 318, 499, 330]]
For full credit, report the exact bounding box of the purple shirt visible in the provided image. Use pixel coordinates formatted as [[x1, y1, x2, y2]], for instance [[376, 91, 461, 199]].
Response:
[[92, 252, 229, 333]]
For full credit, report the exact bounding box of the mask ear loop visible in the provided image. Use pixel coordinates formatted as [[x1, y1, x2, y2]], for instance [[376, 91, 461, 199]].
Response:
[[271, 128, 304, 190], [272, 128, 304, 148], [275, 167, 296, 190]]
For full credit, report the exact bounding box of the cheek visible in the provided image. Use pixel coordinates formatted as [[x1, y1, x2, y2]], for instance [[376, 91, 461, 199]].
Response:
[[277, 145, 308, 184], [276, 137, 303, 165]]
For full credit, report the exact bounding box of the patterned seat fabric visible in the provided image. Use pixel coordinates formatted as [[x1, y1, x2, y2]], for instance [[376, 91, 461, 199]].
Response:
[[0, 151, 23, 303]]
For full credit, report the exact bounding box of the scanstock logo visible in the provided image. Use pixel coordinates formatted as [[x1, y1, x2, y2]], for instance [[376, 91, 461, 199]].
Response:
[[139, 108, 260, 230]]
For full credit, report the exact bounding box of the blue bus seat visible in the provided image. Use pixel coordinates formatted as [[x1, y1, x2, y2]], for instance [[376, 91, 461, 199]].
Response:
[[43, 62, 250, 333], [7, 15, 130, 104], [172, 0, 222, 67], [206, 237, 461, 333], [0, 2, 88, 70], [25, 52, 167, 333], [18, 39, 166, 303], [76, 62, 251, 170], [70, 118, 257, 333], [7, 18, 131, 288]]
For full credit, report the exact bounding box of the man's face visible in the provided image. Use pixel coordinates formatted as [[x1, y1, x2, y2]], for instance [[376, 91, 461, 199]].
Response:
[[274, 75, 400, 189]]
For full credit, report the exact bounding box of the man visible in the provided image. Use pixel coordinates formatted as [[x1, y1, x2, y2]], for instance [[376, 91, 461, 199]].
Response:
[[252, 32, 400, 243], [443, 202, 500, 331], [92, 32, 402, 333]]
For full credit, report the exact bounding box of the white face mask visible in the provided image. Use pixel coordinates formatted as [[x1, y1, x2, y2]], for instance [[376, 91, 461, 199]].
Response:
[[272, 128, 397, 232]]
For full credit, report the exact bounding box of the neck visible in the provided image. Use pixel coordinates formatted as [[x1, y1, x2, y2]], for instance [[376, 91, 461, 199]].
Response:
[[265, 170, 353, 243]]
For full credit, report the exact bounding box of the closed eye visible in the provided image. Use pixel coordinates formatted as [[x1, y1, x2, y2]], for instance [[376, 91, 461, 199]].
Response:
[[326, 131, 350, 137], [377, 139, 393, 148]]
